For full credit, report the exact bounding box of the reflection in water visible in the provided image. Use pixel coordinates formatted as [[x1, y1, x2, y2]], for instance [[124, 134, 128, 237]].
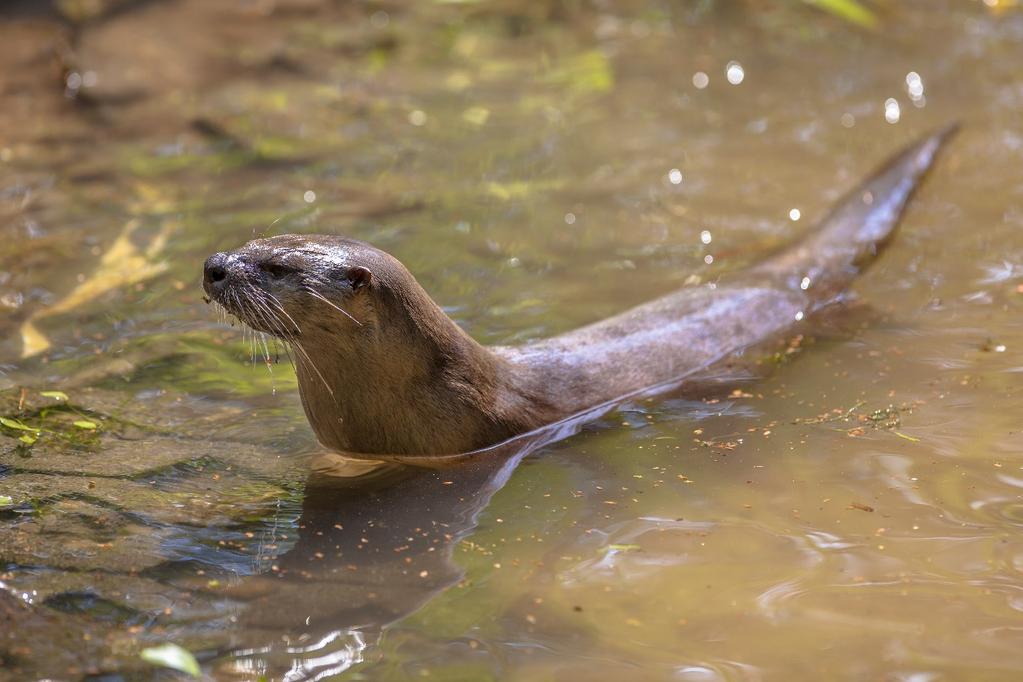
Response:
[[223, 451, 530, 679], [232, 630, 368, 682]]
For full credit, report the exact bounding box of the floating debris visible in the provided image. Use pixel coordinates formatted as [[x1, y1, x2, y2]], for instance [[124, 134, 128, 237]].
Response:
[[140, 643, 201, 678]]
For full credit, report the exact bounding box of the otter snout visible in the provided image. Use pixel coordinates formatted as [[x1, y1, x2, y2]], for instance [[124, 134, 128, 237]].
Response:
[[203, 251, 237, 299]]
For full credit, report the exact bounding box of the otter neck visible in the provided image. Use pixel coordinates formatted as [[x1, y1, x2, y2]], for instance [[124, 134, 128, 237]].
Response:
[[293, 284, 546, 456]]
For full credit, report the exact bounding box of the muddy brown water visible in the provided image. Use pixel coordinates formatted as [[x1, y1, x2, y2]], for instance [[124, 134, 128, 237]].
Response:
[[1, 1, 1022, 680]]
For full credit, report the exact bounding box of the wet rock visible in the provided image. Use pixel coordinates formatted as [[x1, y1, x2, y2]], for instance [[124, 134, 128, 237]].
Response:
[[1, 385, 306, 481], [0, 499, 166, 572], [69, 0, 334, 106], [0, 17, 73, 142], [2, 436, 210, 478], [0, 586, 107, 679], [1, 471, 283, 526]]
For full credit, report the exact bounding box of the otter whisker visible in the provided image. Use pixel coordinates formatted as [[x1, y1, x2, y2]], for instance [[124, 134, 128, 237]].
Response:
[[303, 285, 362, 327], [264, 292, 302, 336], [237, 288, 287, 396], [291, 338, 337, 401], [255, 331, 280, 393], [233, 290, 259, 364], [238, 291, 269, 367], [245, 285, 292, 341], [231, 288, 249, 327], [258, 332, 274, 366], [271, 336, 288, 366], [259, 305, 335, 400], [247, 327, 257, 366], [243, 287, 335, 399], [241, 287, 335, 402], [207, 281, 302, 392]]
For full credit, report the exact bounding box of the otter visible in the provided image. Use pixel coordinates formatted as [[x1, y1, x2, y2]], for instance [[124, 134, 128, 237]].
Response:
[[203, 127, 955, 462]]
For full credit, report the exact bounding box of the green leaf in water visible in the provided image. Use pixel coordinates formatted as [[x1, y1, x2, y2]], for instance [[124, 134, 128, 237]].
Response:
[[802, 0, 878, 28], [18, 434, 37, 445], [73, 420, 98, 430], [0, 496, 13, 506], [0, 417, 39, 433], [40, 390, 69, 401], [140, 643, 201, 678]]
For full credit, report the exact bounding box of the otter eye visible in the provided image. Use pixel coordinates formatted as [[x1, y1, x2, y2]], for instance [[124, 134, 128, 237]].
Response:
[[261, 261, 295, 278]]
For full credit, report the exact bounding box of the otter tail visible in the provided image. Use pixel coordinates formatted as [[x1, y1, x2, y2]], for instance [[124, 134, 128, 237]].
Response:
[[751, 124, 958, 298]]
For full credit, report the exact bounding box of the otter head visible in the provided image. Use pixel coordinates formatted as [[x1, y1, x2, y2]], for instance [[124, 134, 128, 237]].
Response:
[[202, 234, 509, 455], [202, 234, 380, 343]]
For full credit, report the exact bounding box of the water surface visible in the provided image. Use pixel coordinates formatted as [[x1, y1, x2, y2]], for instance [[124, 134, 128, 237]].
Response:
[[2, 1, 1023, 679]]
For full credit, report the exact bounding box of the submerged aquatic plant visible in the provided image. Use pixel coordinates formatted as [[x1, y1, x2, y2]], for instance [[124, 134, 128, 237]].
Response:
[[0, 390, 104, 451]]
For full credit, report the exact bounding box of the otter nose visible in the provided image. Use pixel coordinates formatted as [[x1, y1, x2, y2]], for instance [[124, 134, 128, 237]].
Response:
[[203, 252, 230, 292]]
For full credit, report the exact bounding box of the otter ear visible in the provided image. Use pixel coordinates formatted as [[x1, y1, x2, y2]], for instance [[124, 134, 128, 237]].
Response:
[[347, 266, 373, 291]]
